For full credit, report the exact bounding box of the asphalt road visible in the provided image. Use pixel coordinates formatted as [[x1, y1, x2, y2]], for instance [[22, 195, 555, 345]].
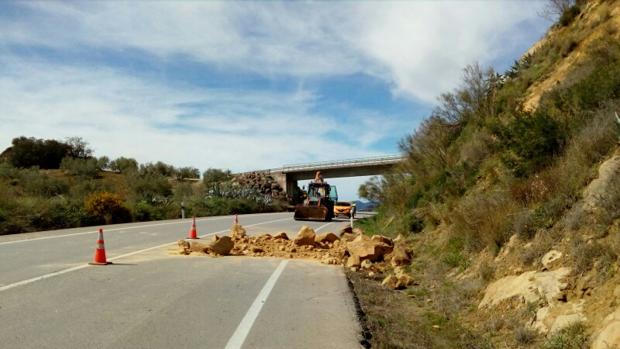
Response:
[[0, 212, 364, 348]]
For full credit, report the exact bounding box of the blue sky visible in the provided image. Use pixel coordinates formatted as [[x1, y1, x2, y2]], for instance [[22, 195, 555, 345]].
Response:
[[0, 1, 550, 199]]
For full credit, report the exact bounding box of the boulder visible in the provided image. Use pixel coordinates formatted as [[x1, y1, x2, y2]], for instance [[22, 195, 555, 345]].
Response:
[[346, 235, 393, 262], [371, 235, 393, 246], [294, 226, 316, 246], [479, 267, 571, 309], [339, 226, 353, 236], [390, 243, 412, 267], [340, 232, 358, 242], [541, 250, 562, 269], [321, 256, 340, 265], [593, 306, 620, 349], [346, 255, 361, 268], [315, 232, 339, 244], [273, 232, 289, 240], [207, 235, 234, 255], [396, 274, 414, 288], [360, 259, 373, 269], [381, 274, 400, 289]]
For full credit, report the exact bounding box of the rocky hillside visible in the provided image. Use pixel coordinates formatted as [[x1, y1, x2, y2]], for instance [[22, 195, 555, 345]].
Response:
[[354, 1, 620, 348]]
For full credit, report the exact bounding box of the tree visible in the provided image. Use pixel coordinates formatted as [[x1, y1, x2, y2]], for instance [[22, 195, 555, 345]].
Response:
[[109, 157, 138, 173], [65, 137, 93, 159], [140, 161, 177, 177], [8, 136, 71, 169], [202, 168, 232, 187], [538, 0, 575, 21], [358, 176, 385, 202], [176, 167, 200, 180]]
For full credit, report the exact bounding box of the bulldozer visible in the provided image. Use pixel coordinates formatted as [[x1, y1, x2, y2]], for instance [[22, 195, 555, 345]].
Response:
[[293, 177, 338, 221]]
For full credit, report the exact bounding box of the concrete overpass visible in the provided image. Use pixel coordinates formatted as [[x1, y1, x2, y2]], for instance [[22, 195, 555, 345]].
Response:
[[250, 155, 405, 195]]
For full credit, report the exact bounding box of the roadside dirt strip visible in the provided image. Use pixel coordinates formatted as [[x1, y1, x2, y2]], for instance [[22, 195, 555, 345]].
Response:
[[0, 213, 362, 348]]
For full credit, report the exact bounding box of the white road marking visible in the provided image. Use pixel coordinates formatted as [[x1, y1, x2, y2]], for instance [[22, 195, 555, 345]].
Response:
[[314, 222, 333, 232], [224, 260, 289, 349], [0, 212, 289, 246], [0, 217, 291, 293]]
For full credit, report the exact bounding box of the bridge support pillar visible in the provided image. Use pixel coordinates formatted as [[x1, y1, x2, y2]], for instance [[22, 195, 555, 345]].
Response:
[[273, 172, 297, 196]]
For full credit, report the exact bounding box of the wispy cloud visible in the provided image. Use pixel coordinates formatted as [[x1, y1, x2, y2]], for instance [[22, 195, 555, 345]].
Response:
[[1, 1, 546, 102], [0, 1, 548, 198], [0, 55, 397, 171]]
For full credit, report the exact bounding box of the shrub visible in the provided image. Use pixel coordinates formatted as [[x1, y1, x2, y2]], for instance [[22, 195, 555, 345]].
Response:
[[559, 5, 581, 27], [542, 321, 589, 349], [84, 192, 131, 224], [109, 157, 138, 173], [514, 325, 538, 346], [130, 173, 173, 202], [60, 157, 100, 178], [494, 112, 565, 177], [450, 190, 518, 251]]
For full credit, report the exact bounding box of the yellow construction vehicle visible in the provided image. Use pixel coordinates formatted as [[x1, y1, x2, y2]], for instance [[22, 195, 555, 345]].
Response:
[[293, 178, 338, 222]]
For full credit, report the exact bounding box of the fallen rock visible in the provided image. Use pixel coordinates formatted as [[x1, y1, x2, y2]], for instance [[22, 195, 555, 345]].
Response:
[[381, 274, 399, 289], [273, 232, 289, 240], [294, 226, 316, 246], [340, 232, 358, 242], [390, 243, 412, 267], [396, 273, 414, 288], [339, 226, 353, 236], [207, 235, 234, 255], [371, 235, 393, 246], [360, 259, 373, 269], [346, 255, 361, 268], [321, 256, 340, 265], [177, 239, 209, 255], [346, 235, 393, 262], [479, 267, 571, 308], [315, 232, 339, 244], [541, 250, 563, 269], [593, 306, 620, 349]]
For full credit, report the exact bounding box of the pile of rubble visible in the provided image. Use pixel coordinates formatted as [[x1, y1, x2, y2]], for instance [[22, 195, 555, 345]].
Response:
[[231, 172, 286, 201], [176, 224, 415, 290]]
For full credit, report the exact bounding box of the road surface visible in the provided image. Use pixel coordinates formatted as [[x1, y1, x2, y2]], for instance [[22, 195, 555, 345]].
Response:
[[0, 212, 364, 348]]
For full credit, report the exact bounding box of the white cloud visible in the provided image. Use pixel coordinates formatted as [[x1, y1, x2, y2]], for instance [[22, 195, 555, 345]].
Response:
[[0, 56, 395, 173], [0, 1, 546, 103]]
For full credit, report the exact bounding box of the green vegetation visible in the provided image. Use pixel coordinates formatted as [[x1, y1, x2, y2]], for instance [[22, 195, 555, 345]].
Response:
[[356, 2, 620, 347], [0, 137, 284, 235]]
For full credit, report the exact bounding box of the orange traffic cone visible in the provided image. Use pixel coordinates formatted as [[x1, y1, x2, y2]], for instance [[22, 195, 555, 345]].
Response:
[[90, 228, 111, 265], [234, 214, 239, 225], [188, 216, 198, 239]]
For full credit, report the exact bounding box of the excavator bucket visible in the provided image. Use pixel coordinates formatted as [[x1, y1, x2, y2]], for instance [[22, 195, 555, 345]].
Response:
[[294, 205, 330, 221]]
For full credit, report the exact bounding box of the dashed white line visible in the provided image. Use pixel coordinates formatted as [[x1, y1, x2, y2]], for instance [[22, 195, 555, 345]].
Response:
[[224, 260, 289, 349], [0, 217, 291, 293]]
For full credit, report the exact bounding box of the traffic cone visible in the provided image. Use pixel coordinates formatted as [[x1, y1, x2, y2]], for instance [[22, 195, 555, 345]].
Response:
[[188, 216, 198, 239], [90, 228, 111, 265], [234, 214, 239, 225]]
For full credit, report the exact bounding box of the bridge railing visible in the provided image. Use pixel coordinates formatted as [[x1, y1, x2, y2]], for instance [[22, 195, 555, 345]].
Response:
[[233, 154, 405, 176], [279, 154, 404, 173]]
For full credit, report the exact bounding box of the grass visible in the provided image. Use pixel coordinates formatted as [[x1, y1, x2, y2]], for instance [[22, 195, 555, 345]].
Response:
[[346, 270, 491, 349], [542, 322, 589, 349]]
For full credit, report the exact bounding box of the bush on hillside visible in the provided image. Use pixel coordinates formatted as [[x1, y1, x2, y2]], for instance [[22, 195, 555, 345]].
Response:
[[60, 157, 100, 178], [109, 157, 139, 173], [84, 192, 131, 224], [494, 112, 565, 177]]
